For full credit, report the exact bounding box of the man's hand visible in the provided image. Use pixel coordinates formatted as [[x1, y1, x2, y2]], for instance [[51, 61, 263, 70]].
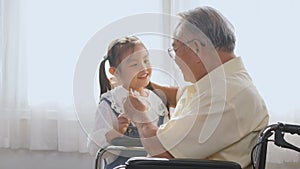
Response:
[[123, 94, 150, 124], [123, 90, 174, 158]]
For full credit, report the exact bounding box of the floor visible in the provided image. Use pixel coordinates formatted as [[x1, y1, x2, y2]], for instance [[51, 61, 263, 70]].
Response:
[[267, 162, 300, 169]]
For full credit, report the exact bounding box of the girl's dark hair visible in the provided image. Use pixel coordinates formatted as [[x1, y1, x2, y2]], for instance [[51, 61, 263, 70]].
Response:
[[99, 36, 142, 97], [99, 36, 170, 111], [99, 59, 111, 95]]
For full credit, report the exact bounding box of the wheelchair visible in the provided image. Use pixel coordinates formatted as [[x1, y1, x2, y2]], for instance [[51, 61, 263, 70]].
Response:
[[95, 122, 300, 169]]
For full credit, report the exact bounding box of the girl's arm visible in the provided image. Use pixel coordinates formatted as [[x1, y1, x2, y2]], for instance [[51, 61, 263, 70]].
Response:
[[87, 103, 115, 156], [105, 113, 130, 144], [105, 129, 123, 144]]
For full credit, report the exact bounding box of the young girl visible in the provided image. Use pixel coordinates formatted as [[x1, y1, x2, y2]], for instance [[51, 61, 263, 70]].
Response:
[[87, 36, 169, 169]]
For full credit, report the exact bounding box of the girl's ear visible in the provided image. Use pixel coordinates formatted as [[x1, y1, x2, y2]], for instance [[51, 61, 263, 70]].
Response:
[[109, 67, 116, 75]]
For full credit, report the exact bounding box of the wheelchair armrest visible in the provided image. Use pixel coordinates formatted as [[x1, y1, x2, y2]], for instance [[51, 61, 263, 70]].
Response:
[[120, 157, 241, 169], [95, 143, 145, 169], [111, 136, 143, 147]]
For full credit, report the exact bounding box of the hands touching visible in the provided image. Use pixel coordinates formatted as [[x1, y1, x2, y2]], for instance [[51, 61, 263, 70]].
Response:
[[123, 89, 152, 124]]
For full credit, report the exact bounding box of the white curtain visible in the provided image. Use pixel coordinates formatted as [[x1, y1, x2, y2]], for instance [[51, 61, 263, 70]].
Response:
[[0, 0, 87, 152], [0, 0, 171, 153], [0, 0, 29, 149]]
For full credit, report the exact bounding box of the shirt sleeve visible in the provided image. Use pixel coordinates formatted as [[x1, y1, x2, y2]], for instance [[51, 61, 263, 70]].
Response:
[[176, 85, 188, 103], [87, 101, 116, 156], [157, 96, 242, 159]]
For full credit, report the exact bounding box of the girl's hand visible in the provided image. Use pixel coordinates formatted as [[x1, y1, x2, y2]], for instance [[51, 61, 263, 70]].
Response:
[[117, 113, 130, 134]]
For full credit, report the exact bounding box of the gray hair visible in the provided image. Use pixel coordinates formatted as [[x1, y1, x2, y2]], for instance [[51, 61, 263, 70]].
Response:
[[178, 6, 236, 52]]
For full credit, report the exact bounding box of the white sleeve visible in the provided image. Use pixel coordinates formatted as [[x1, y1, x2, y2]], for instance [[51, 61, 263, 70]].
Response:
[[157, 97, 241, 158], [87, 101, 116, 156], [176, 85, 188, 103]]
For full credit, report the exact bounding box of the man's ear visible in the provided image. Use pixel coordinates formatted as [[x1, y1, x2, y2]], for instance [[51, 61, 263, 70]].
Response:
[[109, 67, 116, 75], [193, 40, 203, 54], [192, 40, 203, 63]]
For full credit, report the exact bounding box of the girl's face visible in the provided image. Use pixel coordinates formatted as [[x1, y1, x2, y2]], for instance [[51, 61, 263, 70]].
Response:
[[115, 44, 152, 91]]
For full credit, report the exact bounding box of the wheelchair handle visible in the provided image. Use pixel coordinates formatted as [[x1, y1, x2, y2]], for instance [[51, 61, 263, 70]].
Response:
[[277, 122, 300, 135], [275, 122, 300, 153]]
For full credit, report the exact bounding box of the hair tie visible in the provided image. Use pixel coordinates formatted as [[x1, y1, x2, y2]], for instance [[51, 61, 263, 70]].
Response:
[[103, 55, 109, 61]]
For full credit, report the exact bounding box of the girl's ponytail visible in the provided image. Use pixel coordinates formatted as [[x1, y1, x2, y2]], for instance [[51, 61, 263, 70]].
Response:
[[99, 58, 111, 97]]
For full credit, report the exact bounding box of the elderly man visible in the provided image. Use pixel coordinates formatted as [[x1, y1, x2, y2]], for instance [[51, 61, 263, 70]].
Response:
[[124, 6, 269, 169]]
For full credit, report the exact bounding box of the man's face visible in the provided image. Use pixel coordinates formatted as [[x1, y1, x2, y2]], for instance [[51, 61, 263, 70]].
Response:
[[171, 38, 198, 83]]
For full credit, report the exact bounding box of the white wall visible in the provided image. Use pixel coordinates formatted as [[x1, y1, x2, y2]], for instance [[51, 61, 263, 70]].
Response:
[[0, 148, 94, 169]]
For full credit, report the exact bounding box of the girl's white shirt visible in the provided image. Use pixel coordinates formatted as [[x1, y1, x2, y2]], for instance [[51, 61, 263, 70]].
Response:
[[87, 85, 168, 157]]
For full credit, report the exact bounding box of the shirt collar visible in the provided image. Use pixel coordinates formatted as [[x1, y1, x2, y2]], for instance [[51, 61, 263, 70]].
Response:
[[193, 57, 245, 93]]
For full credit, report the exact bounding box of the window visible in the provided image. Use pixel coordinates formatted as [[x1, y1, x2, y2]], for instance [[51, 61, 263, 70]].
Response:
[[1, 0, 174, 152]]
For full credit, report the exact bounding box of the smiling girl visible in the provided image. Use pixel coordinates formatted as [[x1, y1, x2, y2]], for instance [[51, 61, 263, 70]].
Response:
[[87, 36, 169, 169]]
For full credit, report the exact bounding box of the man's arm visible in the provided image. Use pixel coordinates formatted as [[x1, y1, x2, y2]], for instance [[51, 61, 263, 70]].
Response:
[[123, 94, 174, 158], [150, 82, 178, 107], [135, 122, 174, 158]]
